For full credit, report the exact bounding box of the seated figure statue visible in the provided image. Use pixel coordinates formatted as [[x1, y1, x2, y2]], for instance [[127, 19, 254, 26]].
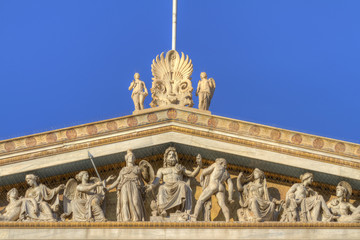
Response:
[[281, 172, 334, 222], [148, 147, 202, 219], [20, 174, 64, 221], [327, 181, 360, 223], [62, 171, 115, 222], [237, 168, 282, 222]]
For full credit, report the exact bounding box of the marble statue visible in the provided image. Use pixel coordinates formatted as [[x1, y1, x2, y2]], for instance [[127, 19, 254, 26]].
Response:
[[281, 172, 334, 222], [0, 188, 37, 221], [62, 171, 114, 222], [327, 181, 360, 223], [150, 50, 194, 107], [196, 72, 215, 111], [20, 174, 64, 221], [129, 73, 148, 111], [107, 149, 153, 222], [236, 168, 282, 222], [191, 158, 234, 222], [148, 147, 202, 218]]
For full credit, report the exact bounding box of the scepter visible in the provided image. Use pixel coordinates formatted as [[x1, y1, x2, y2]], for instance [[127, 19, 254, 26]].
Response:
[[88, 151, 105, 187]]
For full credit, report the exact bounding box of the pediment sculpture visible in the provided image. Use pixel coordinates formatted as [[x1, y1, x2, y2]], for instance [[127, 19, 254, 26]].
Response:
[[106, 149, 153, 222], [327, 181, 360, 222], [281, 172, 335, 222], [237, 168, 283, 222], [1, 149, 360, 223], [62, 171, 114, 222], [148, 147, 202, 221]]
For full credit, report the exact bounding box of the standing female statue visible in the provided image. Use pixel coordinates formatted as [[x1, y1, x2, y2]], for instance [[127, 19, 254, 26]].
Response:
[[237, 168, 282, 222], [62, 171, 115, 222], [129, 73, 148, 111], [327, 181, 360, 223], [21, 174, 64, 221], [107, 149, 153, 221]]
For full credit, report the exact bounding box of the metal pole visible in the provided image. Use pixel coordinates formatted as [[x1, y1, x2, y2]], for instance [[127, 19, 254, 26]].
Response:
[[88, 151, 105, 187], [172, 0, 177, 50]]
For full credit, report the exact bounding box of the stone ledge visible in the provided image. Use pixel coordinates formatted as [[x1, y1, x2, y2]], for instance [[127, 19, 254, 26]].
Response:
[[0, 221, 359, 229], [1, 228, 360, 240]]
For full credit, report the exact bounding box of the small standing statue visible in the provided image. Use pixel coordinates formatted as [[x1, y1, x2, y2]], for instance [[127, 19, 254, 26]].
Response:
[[0, 188, 37, 221], [129, 73, 148, 111], [148, 147, 202, 219], [237, 168, 282, 222], [106, 149, 153, 222], [281, 172, 334, 222], [196, 72, 215, 110], [191, 158, 234, 222], [21, 174, 64, 221], [327, 181, 360, 223], [62, 171, 114, 222]]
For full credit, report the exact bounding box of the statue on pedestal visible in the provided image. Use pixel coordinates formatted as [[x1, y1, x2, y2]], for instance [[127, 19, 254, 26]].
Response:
[[107, 149, 153, 222], [281, 172, 334, 222], [129, 73, 148, 111], [327, 181, 360, 223], [191, 158, 234, 222], [20, 174, 64, 221], [148, 147, 202, 219], [62, 171, 114, 222], [237, 168, 282, 222], [196, 72, 215, 111]]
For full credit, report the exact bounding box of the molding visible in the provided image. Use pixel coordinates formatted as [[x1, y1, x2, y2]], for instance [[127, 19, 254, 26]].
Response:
[[1, 107, 359, 161], [0, 221, 359, 229], [0, 125, 359, 171]]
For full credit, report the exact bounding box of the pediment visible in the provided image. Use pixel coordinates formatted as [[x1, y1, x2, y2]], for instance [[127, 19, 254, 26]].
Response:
[[0, 106, 359, 228]]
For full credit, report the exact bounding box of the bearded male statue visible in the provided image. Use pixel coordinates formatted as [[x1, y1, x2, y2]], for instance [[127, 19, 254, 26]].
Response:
[[148, 147, 202, 218]]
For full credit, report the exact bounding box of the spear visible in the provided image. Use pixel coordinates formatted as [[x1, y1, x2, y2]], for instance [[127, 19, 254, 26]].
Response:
[[88, 151, 105, 187]]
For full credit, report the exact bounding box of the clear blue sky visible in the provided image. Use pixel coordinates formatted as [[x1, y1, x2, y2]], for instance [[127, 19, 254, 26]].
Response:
[[0, 0, 359, 143]]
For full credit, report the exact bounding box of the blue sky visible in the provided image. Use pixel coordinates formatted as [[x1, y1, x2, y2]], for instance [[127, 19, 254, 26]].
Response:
[[0, 0, 359, 143]]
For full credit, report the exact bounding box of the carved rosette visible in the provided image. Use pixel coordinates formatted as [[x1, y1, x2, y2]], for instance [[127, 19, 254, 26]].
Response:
[[150, 50, 194, 107]]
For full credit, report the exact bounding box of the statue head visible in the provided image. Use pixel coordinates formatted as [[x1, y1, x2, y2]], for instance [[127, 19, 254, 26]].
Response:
[[215, 158, 227, 168], [200, 72, 207, 79], [125, 149, 135, 166], [25, 174, 39, 187], [300, 172, 313, 185], [7, 188, 19, 202], [134, 72, 140, 79], [336, 181, 352, 201], [163, 147, 178, 167], [253, 168, 265, 180], [75, 171, 89, 182]]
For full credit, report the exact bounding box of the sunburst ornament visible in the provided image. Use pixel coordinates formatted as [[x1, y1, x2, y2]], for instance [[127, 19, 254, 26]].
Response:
[[150, 50, 194, 107]]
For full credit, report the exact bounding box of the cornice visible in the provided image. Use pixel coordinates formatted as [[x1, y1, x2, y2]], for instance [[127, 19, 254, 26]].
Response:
[[0, 106, 359, 168]]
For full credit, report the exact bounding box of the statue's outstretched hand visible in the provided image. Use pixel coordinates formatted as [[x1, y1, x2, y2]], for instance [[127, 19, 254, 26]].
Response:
[[106, 175, 116, 183]]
